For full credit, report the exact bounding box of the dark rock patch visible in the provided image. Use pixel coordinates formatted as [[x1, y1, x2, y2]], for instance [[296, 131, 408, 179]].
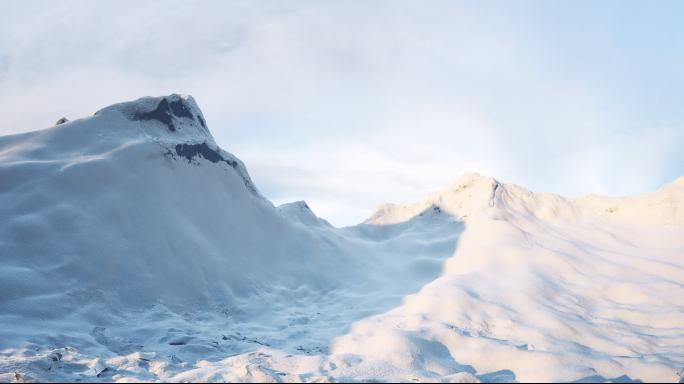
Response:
[[55, 117, 69, 125], [169, 98, 194, 119], [170, 142, 260, 195], [49, 352, 62, 362], [133, 99, 176, 131], [96, 367, 110, 378], [196, 114, 206, 128], [131, 97, 199, 132], [175, 142, 237, 167]]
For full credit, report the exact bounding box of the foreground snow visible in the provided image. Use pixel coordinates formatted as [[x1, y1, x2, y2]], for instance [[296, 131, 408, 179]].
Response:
[[0, 95, 682, 382]]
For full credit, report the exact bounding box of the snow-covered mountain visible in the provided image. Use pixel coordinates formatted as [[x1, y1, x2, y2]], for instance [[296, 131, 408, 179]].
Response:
[[1, 95, 682, 383]]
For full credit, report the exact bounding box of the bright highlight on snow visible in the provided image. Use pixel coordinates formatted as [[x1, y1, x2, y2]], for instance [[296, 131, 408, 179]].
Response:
[[0, 95, 683, 382]]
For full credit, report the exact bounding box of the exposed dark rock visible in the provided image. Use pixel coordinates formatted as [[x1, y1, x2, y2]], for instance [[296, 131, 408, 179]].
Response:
[[131, 97, 197, 132], [133, 99, 176, 131], [175, 142, 237, 167], [55, 117, 69, 125], [172, 142, 259, 195], [168, 98, 194, 119], [96, 367, 110, 377]]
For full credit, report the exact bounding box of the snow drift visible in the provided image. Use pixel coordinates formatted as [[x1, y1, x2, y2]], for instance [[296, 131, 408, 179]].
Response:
[[0, 95, 682, 382]]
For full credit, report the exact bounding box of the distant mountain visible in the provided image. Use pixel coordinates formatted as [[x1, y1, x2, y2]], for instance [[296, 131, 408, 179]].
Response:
[[0, 95, 682, 383]]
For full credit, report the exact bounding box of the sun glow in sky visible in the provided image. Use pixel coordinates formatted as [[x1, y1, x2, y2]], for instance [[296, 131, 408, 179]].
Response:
[[1, 0, 683, 225]]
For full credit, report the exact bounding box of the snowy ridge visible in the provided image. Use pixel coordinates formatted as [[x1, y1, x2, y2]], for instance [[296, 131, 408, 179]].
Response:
[[1, 95, 683, 383], [365, 172, 500, 225], [367, 171, 684, 226]]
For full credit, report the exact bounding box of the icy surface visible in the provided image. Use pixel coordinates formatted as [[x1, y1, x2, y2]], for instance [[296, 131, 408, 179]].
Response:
[[0, 95, 683, 382]]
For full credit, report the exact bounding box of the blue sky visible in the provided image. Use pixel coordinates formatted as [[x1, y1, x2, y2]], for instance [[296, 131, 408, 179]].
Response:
[[1, 0, 683, 225]]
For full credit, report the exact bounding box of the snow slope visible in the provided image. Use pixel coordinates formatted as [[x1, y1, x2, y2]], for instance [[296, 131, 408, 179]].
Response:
[[0, 95, 683, 382], [333, 174, 684, 382]]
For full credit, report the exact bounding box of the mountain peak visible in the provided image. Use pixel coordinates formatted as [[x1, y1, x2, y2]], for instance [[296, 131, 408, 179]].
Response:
[[365, 172, 501, 225], [94, 94, 213, 143], [450, 172, 499, 190]]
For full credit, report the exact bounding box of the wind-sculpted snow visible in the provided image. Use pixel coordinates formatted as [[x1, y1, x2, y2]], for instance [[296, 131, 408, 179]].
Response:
[[1, 95, 683, 383]]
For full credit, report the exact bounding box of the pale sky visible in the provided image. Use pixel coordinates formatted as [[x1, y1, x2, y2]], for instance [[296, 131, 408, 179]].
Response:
[[1, 0, 683, 226]]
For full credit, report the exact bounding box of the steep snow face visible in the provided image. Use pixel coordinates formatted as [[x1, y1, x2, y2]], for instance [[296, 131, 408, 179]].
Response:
[[1, 95, 683, 383]]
